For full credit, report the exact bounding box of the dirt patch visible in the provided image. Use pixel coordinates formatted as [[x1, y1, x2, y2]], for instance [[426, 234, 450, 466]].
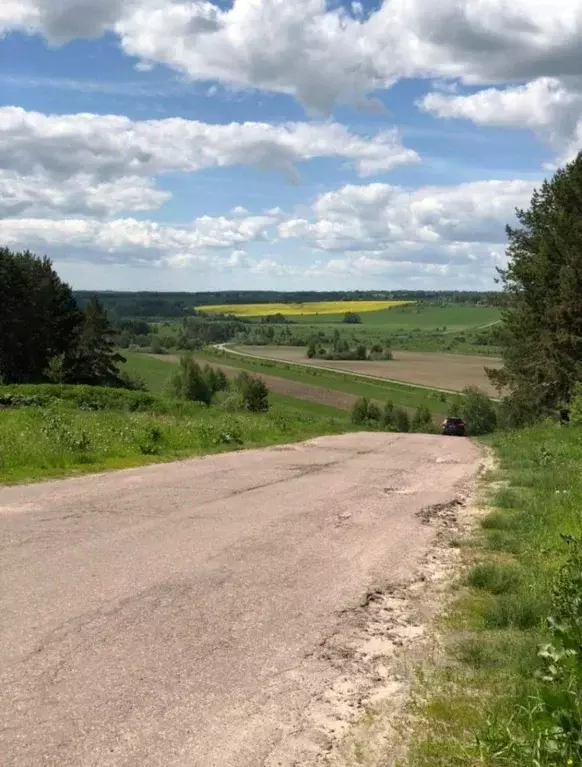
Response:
[[265, 452, 492, 767], [236, 347, 502, 395]]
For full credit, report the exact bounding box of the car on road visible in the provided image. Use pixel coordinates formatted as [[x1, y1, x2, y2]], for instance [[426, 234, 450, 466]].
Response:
[[441, 416, 467, 437]]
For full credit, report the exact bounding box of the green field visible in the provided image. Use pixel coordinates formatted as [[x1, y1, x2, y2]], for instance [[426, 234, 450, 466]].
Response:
[[284, 304, 500, 329], [122, 350, 453, 421], [122, 352, 351, 421]]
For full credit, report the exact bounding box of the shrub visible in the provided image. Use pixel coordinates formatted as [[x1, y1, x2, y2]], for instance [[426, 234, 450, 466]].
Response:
[[393, 407, 410, 432], [234, 371, 269, 412], [167, 355, 212, 405], [355, 344, 367, 360], [351, 397, 370, 425], [351, 397, 382, 426], [460, 386, 498, 435], [221, 391, 246, 413], [138, 425, 164, 455], [367, 402, 382, 423], [412, 405, 432, 432], [382, 400, 395, 428], [150, 337, 165, 354], [203, 365, 229, 394]]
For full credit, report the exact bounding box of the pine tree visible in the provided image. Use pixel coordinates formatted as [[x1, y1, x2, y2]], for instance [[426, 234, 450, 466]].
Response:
[[70, 297, 125, 386], [488, 153, 582, 421], [0, 248, 82, 383]]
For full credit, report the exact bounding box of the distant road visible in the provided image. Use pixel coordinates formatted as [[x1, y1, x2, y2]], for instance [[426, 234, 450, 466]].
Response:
[[1, 433, 482, 766]]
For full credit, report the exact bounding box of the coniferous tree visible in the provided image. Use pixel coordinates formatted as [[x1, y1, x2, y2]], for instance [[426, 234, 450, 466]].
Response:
[[487, 153, 582, 422], [0, 248, 82, 383], [69, 297, 125, 386]]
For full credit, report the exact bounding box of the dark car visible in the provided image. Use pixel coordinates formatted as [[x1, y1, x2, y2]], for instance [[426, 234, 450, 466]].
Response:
[[441, 416, 467, 437]]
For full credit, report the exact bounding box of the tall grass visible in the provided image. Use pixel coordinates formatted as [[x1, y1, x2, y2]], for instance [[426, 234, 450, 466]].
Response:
[[409, 422, 582, 766], [0, 386, 350, 484]]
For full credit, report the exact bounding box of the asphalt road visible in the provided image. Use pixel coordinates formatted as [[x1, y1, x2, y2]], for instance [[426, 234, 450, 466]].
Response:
[[0, 433, 482, 766]]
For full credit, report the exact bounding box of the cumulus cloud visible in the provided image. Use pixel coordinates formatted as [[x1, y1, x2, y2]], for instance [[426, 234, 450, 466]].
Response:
[[0, 213, 276, 264], [420, 78, 582, 164], [1, 107, 416, 179], [3, 0, 582, 113], [278, 180, 535, 267], [0, 170, 169, 216], [0, 107, 418, 214]]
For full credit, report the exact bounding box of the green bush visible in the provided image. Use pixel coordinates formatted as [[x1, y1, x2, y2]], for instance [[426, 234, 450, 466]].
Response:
[[351, 397, 382, 426], [221, 391, 246, 413], [412, 405, 433, 432], [203, 364, 228, 394], [234, 371, 269, 413], [166, 355, 212, 405], [393, 407, 410, 432], [351, 397, 370, 425], [382, 400, 395, 428], [367, 401, 382, 422], [459, 386, 498, 435]]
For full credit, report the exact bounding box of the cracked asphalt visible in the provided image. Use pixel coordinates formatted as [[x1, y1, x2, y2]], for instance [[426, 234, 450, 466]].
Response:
[[0, 432, 482, 766]]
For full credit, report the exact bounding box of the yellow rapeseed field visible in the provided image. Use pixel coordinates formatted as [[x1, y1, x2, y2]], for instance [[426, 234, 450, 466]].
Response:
[[200, 300, 413, 317]]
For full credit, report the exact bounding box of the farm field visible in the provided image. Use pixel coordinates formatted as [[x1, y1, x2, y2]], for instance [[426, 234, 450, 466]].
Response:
[[144, 353, 364, 412], [167, 352, 451, 413], [200, 300, 413, 318], [201, 301, 500, 330], [231, 346, 502, 396], [123, 351, 451, 419], [288, 303, 501, 328]]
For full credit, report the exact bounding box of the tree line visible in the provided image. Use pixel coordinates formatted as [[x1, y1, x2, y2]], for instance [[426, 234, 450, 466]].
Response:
[[0, 248, 126, 387], [74, 289, 503, 319]]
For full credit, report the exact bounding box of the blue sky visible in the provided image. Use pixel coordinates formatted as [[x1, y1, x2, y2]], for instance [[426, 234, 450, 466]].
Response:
[[0, 0, 579, 291]]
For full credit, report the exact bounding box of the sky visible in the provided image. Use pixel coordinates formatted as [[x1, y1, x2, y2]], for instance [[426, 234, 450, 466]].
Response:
[[0, 0, 580, 292]]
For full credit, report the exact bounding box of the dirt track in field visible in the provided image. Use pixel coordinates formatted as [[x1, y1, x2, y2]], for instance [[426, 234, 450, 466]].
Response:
[[153, 354, 359, 411], [235, 347, 502, 396]]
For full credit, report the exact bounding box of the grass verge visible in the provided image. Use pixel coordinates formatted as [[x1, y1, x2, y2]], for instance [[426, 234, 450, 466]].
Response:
[[0, 384, 351, 484], [408, 422, 582, 766]]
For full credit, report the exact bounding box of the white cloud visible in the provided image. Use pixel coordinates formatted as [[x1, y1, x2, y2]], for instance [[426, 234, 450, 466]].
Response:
[[279, 179, 534, 254], [420, 78, 582, 164], [3, 0, 582, 113], [0, 107, 417, 179], [228, 249, 249, 267], [277, 179, 533, 289], [0, 107, 418, 215], [0, 170, 169, 216], [0, 213, 276, 264]]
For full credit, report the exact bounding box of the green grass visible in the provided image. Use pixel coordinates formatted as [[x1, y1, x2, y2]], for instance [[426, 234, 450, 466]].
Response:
[[408, 422, 582, 766], [0, 383, 352, 484], [121, 351, 173, 393]]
